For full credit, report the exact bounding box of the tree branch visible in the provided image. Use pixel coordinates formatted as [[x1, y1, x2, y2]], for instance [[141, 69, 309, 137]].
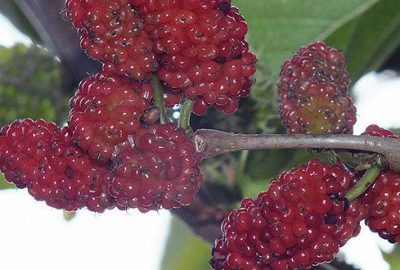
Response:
[[15, 0, 101, 86], [172, 190, 228, 244], [193, 129, 400, 171]]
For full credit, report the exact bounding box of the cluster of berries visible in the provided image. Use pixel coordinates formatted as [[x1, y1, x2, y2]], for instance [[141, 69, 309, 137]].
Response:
[[6, 0, 271, 213], [1, 1, 398, 268], [210, 125, 400, 269], [66, 0, 256, 115], [210, 41, 400, 269], [0, 117, 202, 213]]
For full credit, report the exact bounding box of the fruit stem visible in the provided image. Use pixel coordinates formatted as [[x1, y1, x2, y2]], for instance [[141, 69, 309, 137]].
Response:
[[237, 150, 249, 181], [178, 98, 195, 133], [152, 76, 170, 124], [345, 159, 383, 201], [193, 129, 400, 171]]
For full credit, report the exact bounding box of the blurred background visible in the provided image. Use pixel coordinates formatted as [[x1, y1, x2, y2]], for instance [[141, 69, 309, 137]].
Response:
[[0, 0, 400, 269]]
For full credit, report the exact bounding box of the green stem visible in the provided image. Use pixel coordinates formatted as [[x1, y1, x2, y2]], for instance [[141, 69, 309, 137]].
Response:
[[345, 163, 383, 201], [152, 76, 170, 124], [235, 150, 249, 186], [237, 150, 249, 178], [178, 98, 195, 132]]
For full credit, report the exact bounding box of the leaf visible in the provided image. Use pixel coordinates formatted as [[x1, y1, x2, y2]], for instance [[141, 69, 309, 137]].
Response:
[[327, 0, 400, 81], [0, 174, 14, 190], [382, 244, 400, 270], [233, 0, 379, 79], [325, 20, 358, 53], [0, 0, 41, 43], [63, 211, 77, 222], [0, 43, 66, 125], [161, 218, 211, 270]]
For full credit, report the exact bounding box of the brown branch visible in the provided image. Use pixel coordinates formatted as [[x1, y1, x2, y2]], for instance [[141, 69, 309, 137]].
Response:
[[193, 129, 400, 171], [14, 0, 101, 84], [172, 190, 228, 244]]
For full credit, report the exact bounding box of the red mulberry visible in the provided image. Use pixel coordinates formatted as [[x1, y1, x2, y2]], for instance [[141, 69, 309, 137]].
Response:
[[211, 159, 366, 269], [66, 0, 158, 81], [0, 119, 114, 212], [69, 72, 153, 161], [141, 0, 256, 115], [110, 123, 203, 212], [361, 125, 400, 243]]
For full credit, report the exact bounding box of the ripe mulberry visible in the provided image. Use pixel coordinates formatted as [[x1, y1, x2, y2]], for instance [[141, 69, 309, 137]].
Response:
[[66, 0, 158, 81], [69, 72, 153, 161], [141, 0, 256, 115], [361, 125, 400, 243], [211, 159, 366, 269], [278, 41, 356, 134], [110, 123, 203, 212], [0, 119, 114, 212]]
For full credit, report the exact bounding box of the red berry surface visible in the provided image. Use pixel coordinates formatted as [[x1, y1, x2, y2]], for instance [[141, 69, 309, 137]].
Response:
[[278, 41, 356, 134], [211, 159, 366, 269], [66, 0, 157, 81], [0, 119, 114, 212], [361, 125, 400, 243], [361, 170, 400, 243], [363, 124, 400, 139], [69, 72, 153, 161], [141, 0, 256, 115], [110, 123, 203, 212]]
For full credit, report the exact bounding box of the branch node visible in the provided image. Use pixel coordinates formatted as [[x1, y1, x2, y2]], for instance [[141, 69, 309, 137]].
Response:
[[194, 134, 207, 153]]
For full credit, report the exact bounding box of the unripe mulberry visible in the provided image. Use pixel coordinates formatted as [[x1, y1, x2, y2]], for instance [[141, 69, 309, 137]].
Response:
[[211, 159, 366, 269], [278, 41, 356, 134]]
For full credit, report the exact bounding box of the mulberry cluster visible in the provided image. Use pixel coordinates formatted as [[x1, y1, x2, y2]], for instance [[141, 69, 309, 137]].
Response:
[[361, 125, 400, 243], [211, 159, 366, 269], [278, 41, 356, 134], [0, 119, 202, 213], [69, 71, 153, 161], [66, 0, 256, 115], [0, 0, 240, 213]]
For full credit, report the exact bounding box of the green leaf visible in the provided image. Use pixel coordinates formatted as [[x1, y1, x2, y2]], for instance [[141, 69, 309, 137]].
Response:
[[233, 0, 379, 79], [0, 174, 14, 190], [327, 0, 400, 81], [382, 244, 400, 270], [0, 0, 41, 43], [325, 20, 359, 53], [0, 43, 66, 125], [161, 218, 211, 270]]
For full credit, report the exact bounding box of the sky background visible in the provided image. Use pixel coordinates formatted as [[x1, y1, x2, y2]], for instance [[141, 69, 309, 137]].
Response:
[[1, 12, 400, 270]]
